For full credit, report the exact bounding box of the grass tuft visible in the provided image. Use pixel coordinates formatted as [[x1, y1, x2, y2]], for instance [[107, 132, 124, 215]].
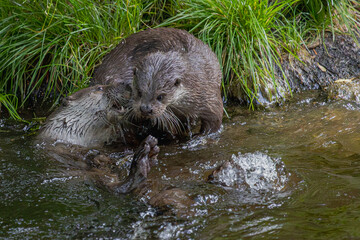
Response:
[[163, 0, 301, 106], [0, 93, 21, 120], [0, 0, 146, 115], [162, 0, 359, 107]]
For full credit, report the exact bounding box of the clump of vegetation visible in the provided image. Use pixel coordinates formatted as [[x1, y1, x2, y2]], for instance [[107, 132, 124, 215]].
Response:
[[0, 94, 21, 120], [0, 0, 145, 117], [163, 0, 359, 106], [0, 0, 359, 118], [163, 0, 301, 106]]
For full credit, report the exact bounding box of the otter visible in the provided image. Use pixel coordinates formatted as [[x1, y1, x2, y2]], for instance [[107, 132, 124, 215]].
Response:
[[37, 27, 224, 214], [38, 84, 131, 148], [37, 86, 192, 209], [93, 27, 223, 135], [40, 28, 223, 145]]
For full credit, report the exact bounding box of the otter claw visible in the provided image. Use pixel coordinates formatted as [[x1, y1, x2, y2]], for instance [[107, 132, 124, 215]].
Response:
[[145, 135, 158, 146], [150, 145, 160, 158], [118, 106, 126, 114], [142, 135, 159, 164]]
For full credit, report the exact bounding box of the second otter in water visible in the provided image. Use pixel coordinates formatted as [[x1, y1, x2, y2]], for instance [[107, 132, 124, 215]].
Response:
[[93, 28, 223, 135], [38, 84, 130, 147]]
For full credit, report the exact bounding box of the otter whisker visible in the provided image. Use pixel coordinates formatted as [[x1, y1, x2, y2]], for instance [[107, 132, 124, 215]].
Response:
[[168, 105, 192, 119], [162, 111, 175, 133], [161, 108, 184, 135], [123, 108, 132, 120], [123, 106, 137, 122]]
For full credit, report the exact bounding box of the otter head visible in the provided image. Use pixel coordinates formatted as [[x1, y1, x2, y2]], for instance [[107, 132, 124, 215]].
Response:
[[130, 52, 188, 131], [39, 84, 132, 147]]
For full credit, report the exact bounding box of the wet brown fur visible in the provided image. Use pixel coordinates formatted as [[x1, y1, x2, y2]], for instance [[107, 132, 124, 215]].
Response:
[[93, 28, 223, 134]]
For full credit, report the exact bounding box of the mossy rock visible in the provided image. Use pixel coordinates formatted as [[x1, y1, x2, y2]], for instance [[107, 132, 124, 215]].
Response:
[[327, 78, 360, 104]]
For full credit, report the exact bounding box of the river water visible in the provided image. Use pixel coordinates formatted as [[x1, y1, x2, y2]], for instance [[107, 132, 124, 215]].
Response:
[[1, 91, 360, 239]]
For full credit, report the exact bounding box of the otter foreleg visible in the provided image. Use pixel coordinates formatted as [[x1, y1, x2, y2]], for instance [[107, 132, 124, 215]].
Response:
[[200, 114, 222, 134], [115, 135, 159, 194]]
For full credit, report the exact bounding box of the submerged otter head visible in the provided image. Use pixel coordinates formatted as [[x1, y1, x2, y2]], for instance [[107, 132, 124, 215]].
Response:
[[129, 51, 189, 133], [39, 84, 131, 147]]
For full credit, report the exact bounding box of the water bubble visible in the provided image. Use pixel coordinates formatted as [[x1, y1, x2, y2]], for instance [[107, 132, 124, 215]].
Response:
[[195, 194, 219, 205], [41, 176, 75, 185], [158, 223, 182, 240], [130, 220, 149, 239]]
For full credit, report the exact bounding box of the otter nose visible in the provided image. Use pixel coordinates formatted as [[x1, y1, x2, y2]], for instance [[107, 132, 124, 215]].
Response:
[[140, 104, 153, 115]]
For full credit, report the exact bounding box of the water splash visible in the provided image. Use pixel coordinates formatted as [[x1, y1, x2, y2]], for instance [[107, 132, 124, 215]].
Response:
[[158, 223, 182, 240], [211, 152, 289, 193], [181, 125, 223, 151]]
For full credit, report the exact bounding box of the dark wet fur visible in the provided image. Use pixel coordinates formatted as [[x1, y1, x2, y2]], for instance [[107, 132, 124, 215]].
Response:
[[92, 28, 223, 136]]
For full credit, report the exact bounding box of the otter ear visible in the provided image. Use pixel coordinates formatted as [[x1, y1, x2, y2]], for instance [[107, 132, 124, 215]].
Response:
[[125, 83, 132, 92], [124, 83, 132, 99], [174, 79, 181, 87], [132, 68, 138, 87]]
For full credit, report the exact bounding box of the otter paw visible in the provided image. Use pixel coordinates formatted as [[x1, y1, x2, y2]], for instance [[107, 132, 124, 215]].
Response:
[[132, 135, 159, 178], [145, 135, 160, 164], [116, 135, 160, 193]]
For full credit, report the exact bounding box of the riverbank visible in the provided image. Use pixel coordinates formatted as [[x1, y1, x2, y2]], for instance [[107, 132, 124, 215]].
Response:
[[0, 0, 359, 118]]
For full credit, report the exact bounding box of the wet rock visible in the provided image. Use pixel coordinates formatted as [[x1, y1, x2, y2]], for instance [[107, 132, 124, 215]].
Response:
[[327, 78, 360, 104], [280, 34, 360, 92], [232, 33, 360, 106]]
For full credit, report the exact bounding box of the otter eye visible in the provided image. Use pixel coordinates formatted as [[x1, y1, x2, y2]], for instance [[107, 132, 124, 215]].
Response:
[[137, 89, 142, 98], [157, 94, 165, 101], [174, 79, 181, 87]]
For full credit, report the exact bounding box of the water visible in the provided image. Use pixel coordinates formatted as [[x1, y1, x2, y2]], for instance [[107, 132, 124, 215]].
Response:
[[1, 91, 360, 239]]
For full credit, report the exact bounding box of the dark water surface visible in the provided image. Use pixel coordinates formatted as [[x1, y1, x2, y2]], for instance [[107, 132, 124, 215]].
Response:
[[1, 91, 360, 239]]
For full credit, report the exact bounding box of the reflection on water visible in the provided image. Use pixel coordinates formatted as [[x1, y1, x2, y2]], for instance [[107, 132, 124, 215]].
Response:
[[1, 91, 360, 239]]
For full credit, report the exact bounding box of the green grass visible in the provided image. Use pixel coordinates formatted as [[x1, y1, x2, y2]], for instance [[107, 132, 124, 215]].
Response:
[[295, 0, 359, 40], [0, 0, 145, 116], [0, 0, 359, 118], [162, 0, 359, 107], [0, 93, 21, 120]]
